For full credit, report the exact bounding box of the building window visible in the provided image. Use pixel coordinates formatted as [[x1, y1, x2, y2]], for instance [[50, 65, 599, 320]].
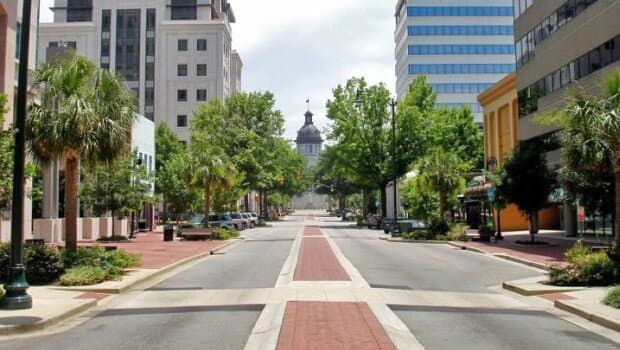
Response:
[[116, 9, 141, 82], [197, 89, 207, 101], [407, 6, 513, 17], [171, 0, 197, 20], [177, 64, 188, 77], [197, 64, 207, 76], [100, 9, 111, 70], [67, 0, 93, 22], [409, 44, 514, 55], [177, 115, 187, 127], [177, 89, 187, 102], [197, 39, 207, 51], [178, 39, 188, 51], [408, 25, 513, 36], [409, 64, 515, 75]]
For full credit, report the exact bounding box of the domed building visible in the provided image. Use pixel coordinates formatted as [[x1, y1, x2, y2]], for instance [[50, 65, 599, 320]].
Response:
[[291, 109, 328, 210], [295, 110, 323, 167]]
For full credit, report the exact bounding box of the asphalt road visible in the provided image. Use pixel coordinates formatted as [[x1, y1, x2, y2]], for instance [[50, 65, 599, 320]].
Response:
[[0, 223, 298, 350], [328, 226, 619, 350]]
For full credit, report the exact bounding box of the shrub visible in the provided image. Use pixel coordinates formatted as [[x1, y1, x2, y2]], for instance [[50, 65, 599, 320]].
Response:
[[0, 243, 9, 283], [603, 286, 620, 309], [0, 242, 64, 285], [550, 243, 617, 286], [565, 240, 589, 263], [446, 231, 468, 242], [108, 249, 140, 269], [23, 243, 64, 285], [427, 218, 449, 236], [402, 230, 432, 240], [211, 227, 240, 240], [61, 246, 140, 282], [59, 266, 107, 286]]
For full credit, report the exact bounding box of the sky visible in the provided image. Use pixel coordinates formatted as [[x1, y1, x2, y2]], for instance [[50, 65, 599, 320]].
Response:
[[38, 0, 397, 141]]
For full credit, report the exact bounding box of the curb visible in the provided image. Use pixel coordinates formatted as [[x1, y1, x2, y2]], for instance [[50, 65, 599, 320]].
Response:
[[491, 253, 550, 271], [555, 299, 620, 332], [56, 238, 242, 294], [0, 238, 242, 336], [501, 281, 583, 296], [0, 298, 97, 336]]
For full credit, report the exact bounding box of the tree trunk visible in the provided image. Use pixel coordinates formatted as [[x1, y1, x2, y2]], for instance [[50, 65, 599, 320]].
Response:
[[529, 210, 539, 243], [64, 157, 79, 253], [339, 195, 346, 221], [616, 170, 620, 243], [439, 190, 447, 222], [380, 185, 387, 217], [204, 184, 211, 228]]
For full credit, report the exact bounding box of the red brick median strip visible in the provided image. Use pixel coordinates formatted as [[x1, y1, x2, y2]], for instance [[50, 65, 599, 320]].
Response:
[[303, 226, 323, 236], [294, 237, 350, 281], [277, 301, 396, 350]]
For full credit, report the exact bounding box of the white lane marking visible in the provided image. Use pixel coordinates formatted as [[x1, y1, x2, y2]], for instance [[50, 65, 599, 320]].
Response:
[[243, 303, 287, 350], [274, 226, 303, 287]]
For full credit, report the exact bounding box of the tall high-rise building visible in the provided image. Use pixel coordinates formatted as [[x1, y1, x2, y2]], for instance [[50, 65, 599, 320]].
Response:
[[39, 0, 242, 142], [514, 0, 620, 166], [394, 0, 516, 123]]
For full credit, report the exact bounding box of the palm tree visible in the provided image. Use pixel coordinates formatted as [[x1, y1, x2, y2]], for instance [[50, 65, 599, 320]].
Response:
[[27, 54, 136, 252], [417, 148, 470, 222], [189, 136, 236, 228], [563, 71, 620, 242]]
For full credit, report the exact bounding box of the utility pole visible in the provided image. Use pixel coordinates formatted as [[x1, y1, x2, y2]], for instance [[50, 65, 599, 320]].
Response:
[[2, 0, 33, 309], [390, 99, 399, 235]]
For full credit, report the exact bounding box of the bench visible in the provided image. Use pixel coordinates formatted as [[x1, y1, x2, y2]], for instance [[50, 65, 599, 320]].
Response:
[[177, 228, 213, 241]]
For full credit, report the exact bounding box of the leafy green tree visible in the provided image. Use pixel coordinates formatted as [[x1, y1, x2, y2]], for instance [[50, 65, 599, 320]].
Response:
[[401, 176, 439, 222], [315, 145, 361, 215], [155, 123, 185, 173], [27, 54, 136, 252], [326, 77, 430, 215], [156, 152, 199, 222], [417, 148, 470, 222], [499, 142, 556, 242]]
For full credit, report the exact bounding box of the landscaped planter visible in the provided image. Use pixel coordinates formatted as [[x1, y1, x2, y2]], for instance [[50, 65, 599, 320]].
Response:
[[82, 218, 100, 240], [99, 217, 113, 238]]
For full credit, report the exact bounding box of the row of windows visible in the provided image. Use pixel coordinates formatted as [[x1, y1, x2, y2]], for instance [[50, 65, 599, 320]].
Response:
[[409, 45, 514, 55], [409, 64, 515, 75], [177, 64, 208, 77], [430, 83, 494, 94], [137, 152, 154, 173], [516, 0, 599, 69], [518, 35, 620, 117], [436, 103, 483, 114], [514, 0, 534, 19], [177, 89, 208, 102], [178, 39, 208, 51], [407, 6, 513, 17], [408, 25, 513, 36]]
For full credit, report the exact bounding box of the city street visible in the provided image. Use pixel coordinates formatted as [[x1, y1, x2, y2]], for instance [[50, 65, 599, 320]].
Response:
[[0, 213, 617, 350]]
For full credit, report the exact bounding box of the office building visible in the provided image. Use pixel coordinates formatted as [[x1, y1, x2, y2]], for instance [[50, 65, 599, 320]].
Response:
[[39, 0, 242, 142], [394, 0, 516, 123]]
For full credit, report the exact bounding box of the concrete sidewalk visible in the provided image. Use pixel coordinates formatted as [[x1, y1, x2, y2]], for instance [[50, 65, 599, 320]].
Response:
[[0, 233, 237, 335]]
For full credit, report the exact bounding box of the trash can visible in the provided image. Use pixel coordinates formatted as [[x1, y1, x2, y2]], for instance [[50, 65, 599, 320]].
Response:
[[164, 225, 174, 242]]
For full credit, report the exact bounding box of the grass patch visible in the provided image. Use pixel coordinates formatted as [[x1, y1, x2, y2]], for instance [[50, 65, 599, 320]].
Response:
[[603, 287, 620, 308], [59, 266, 108, 286], [211, 228, 240, 240]]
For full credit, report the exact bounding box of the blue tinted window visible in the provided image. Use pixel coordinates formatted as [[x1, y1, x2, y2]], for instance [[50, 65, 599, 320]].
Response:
[[429, 83, 494, 94], [408, 25, 513, 36], [409, 64, 515, 75], [436, 103, 483, 113], [409, 45, 514, 55], [408, 7, 513, 17]]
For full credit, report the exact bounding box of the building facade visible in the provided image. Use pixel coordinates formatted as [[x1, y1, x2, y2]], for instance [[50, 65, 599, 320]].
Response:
[[475, 72, 558, 231], [515, 0, 620, 165], [291, 110, 328, 210], [0, 0, 39, 242], [39, 0, 242, 142], [394, 0, 516, 123]]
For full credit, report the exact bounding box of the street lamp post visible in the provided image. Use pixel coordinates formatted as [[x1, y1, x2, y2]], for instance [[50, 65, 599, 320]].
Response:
[[390, 99, 399, 235], [2, 0, 33, 309]]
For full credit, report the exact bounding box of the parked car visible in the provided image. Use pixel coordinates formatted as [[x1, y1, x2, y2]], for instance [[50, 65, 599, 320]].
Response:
[[208, 214, 236, 229], [230, 212, 248, 230], [189, 214, 205, 227], [243, 212, 258, 228], [383, 218, 425, 234]]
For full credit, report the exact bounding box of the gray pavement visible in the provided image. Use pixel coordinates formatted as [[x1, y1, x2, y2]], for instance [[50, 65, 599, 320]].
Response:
[[327, 225, 619, 350]]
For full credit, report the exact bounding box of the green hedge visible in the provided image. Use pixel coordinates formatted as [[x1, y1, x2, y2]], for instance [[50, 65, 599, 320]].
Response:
[[603, 287, 620, 308], [550, 241, 618, 286], [0, 243, 64, 285], [211, 228, 240, 240]]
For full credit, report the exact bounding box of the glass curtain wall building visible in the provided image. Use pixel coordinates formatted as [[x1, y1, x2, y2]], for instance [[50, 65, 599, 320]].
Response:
[[394, 0, 516, 123]]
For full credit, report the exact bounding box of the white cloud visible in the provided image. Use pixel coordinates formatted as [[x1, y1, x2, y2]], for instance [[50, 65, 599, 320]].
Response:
[[38, 0, 396, 140]]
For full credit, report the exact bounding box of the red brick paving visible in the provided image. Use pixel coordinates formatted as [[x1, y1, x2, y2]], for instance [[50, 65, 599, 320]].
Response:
[[457, 234, 582, 268], [294, 237, 350, 281], [538, 293, 576, 302], [276, 301, 396, 350], [303, 226, 323, 236], [75, 292, 109, 301], [73, 232, 228, 269]]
